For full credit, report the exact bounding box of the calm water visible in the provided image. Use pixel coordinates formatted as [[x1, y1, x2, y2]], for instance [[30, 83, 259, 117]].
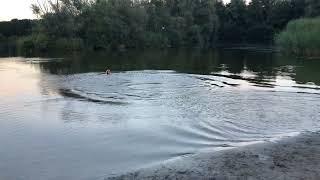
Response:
[[0, 49, 320, 180]]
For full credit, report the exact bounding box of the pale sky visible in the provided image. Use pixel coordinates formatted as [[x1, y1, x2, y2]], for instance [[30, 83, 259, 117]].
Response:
[[0, 0, 231, 21], [0, 0, 36, 21]]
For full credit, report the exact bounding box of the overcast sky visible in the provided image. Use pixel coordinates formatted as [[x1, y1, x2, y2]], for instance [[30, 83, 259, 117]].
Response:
[[0, 0, 36, 21], [0, 0, 231, 21]]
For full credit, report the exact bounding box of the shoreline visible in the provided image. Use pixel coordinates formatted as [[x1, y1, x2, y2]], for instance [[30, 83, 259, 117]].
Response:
[[107, 131, 320, 180]]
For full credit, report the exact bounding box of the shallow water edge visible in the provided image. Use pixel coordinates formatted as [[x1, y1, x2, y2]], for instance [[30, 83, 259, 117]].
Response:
[[107, 131, 320, 180]]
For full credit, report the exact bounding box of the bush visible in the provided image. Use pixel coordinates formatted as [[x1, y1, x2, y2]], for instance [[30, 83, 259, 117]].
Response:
[[276, 17, 320, 57], [53, 38, 84, 51], [16, 36, 34, 54], [33, 34, 50, 51], [16, 34, 50, 54]]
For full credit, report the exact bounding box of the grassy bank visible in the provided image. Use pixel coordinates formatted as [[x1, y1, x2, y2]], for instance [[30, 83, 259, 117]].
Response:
[[276, 17, 320, 58]]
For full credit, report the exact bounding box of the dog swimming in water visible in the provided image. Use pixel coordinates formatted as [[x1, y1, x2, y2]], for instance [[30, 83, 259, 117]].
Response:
[[105, 68, 111, 75]]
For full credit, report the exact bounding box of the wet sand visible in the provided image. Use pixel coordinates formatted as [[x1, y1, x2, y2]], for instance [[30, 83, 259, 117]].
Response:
[[108, 132, 320, 180]]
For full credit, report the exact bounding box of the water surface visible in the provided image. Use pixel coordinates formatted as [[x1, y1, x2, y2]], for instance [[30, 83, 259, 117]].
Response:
[[0, 50, 320, 180]]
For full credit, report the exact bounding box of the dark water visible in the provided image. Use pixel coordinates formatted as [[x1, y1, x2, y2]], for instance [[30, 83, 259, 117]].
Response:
[[0, 49, 320, 180]]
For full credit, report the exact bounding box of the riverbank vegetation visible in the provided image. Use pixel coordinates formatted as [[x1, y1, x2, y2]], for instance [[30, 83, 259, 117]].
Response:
[[0, 0, 319, 55], [0, 19, 35, 54], [276, 17, 320, 57]]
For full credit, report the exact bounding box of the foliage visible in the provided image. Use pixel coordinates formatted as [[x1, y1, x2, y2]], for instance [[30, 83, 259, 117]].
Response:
[[0, 19, 34, 37], [1, 0, 320, 52], [29, 0, 220, 49], [276, 17, 320, 57]]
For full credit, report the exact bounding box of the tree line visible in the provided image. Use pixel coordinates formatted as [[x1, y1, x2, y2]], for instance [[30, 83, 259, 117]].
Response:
[[0, 0, 319, 52]]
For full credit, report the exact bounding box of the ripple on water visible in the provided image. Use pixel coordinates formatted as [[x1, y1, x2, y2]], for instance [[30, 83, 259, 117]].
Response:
[[58, 88, 128, 105], [2, 63, 320, 180]]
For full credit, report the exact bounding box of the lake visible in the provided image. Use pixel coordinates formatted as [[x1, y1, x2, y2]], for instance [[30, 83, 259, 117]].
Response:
[[0, 49, 320, 180]]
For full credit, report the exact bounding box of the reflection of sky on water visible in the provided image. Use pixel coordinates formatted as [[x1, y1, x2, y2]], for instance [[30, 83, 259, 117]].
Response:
[[0, 59, 40, 97]]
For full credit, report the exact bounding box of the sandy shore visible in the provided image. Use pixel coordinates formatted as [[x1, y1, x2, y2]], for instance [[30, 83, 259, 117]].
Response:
[[107, 132, 320, 180]]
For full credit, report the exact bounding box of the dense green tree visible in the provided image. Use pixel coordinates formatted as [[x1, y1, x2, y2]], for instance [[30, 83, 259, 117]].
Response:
[[215, 0, 308, 44], [0, 0, 318, 52], [246, 0, 276, 43], [218, 0, 247, 43], [193, 0, 219, 47], [270, 0, 305, 31], [0, 19, 34, 37]]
